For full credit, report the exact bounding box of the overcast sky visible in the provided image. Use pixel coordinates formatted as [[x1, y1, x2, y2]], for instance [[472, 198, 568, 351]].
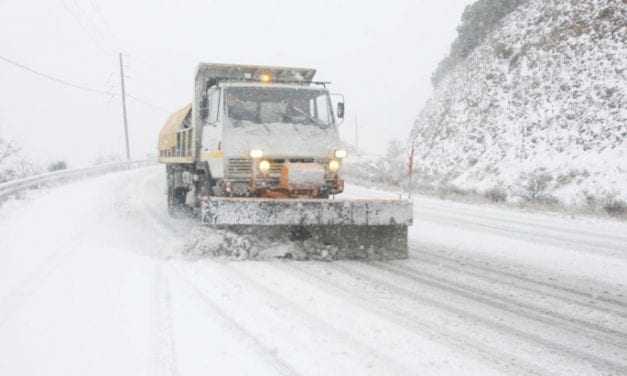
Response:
[[1, 0, 472, 166]]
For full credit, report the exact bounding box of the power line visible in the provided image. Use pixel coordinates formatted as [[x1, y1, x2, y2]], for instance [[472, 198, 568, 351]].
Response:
[[0, 54, 170, 113], [86, 0, 119, 44], [127, 93, 171, 113], [55, 1, 171, 114], [59, 0, 114, 57], [0, 54, 115, 96]]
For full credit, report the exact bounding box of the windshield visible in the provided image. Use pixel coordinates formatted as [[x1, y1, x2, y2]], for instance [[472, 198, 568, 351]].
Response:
[[225, 87, 334, 128]]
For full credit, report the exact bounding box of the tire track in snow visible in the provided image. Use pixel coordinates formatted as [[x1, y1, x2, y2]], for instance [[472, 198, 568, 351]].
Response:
[[414, 210, 627, 259], [370, 261, 627, 348], [405, 252, 627, 319], [416, 202, 627, 244], [274, 262, 553, 376], [191, 261, 417, 376], [409, 248, 627, 312], [168, 264, 301, 376], [325, 262, 627, 375], [150, 263, 180, 376]]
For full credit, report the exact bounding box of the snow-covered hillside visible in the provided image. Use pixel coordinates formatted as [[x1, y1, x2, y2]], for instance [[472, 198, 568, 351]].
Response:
[[411, 0, 626, 211]]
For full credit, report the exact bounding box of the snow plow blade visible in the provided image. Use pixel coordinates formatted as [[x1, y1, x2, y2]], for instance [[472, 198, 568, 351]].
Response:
[[200, 198, 412, 260]]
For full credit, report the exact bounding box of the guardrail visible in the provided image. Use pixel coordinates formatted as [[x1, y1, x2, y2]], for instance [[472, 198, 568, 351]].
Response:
[[0, 160, 157, 201]]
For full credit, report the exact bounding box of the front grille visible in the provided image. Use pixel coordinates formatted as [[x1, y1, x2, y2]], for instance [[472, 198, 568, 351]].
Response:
[[269, 161, 283, 175], [227, 158, 252, 177], [228, 159, 317, 175], [227, 158, 333, 183]]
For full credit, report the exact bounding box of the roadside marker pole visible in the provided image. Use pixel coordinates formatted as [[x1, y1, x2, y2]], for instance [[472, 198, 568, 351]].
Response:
[[407, 142, 415, 200], [119, 52, 131, 160]]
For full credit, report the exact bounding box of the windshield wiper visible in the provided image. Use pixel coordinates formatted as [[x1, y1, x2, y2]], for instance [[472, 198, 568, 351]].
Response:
[[290, 106, 323, 126]]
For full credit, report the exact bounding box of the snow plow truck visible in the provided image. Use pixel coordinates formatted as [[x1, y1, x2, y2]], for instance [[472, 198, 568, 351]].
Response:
[[158, 63, 412, 259]]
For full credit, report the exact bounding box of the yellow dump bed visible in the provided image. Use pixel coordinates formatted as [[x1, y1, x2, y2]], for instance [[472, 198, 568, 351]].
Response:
[[158, 104, 193, 162]]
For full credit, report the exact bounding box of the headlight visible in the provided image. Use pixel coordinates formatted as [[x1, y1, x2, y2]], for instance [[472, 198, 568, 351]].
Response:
[[334, 149, 347, 159], [259, 160, 271, 173], [328, 160, 340, 172], [250, 149, 263, 159], [259, 73, 272, 83]]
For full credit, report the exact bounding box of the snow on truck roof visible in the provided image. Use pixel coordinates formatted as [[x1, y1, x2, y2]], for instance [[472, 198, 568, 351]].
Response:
[[219, 82, 328, 90], [195, 63, 317, 85]]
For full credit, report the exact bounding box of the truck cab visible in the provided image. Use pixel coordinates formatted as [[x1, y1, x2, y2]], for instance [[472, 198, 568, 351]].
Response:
[[159, 64, 347, 209], [201, 81, 345, 198]]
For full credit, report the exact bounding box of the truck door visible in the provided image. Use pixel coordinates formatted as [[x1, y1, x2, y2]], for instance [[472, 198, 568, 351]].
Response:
[[202, 87, 224, 177]]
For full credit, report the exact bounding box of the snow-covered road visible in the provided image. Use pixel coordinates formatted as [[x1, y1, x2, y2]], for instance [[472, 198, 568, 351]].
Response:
[[1, 166, 626, 375]]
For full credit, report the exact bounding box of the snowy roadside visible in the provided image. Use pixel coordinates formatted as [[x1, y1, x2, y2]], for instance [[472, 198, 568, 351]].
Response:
[[342, 157, 627, 222], [0, 160, 156, 203]]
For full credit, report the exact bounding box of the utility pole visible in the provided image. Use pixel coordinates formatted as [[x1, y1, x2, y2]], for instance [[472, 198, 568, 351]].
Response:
[[119, 52, 130, 160]]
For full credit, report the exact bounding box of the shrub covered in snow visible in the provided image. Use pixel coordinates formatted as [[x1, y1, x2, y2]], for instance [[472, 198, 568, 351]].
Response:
[[47, 161, 67, 172], [342, 140, 408, 189]]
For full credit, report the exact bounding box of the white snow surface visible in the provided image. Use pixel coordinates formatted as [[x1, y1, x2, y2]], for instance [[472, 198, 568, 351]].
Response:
[[412, 0, 627, 206], [1, 167, 626, 375]]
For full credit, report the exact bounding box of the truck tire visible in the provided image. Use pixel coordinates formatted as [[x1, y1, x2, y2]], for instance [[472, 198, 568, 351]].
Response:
[[166, 166, 188, 216], [167, 186, 188, 214]]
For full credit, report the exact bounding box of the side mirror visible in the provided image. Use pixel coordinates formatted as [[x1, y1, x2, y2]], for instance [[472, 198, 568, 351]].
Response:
[[337, 102, 345, 120], [331, 93, 345, 125]]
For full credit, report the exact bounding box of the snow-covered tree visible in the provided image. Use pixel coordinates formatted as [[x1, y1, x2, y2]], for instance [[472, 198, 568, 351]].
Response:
[[0, 137, 38, 183], [0, 137, 18, 166], [385, 139, 404, 160]]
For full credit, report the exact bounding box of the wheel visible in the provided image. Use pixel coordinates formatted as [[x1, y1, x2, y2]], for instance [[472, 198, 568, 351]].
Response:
[[211, 179, 226, 197], [166, 166, 188, 216]]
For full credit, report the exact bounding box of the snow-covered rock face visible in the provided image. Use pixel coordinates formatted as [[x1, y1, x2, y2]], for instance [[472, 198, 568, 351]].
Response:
[[222, 121, 340, 158], [412, 0, 626, 207]]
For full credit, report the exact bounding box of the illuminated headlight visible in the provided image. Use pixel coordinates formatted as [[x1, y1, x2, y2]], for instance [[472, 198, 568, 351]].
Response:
[[328, 160, 341, 172], [334, 149, 347, 159], [250, 149, 263, 159], [259, 160, 271, 173]]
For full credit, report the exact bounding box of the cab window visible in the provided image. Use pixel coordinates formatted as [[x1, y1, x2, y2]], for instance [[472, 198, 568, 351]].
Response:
[[208, 88, 220, 124]]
